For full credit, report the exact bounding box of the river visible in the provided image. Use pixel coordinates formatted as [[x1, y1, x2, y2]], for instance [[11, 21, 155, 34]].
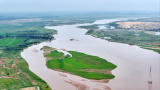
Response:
[[21, 18, 160, 90]]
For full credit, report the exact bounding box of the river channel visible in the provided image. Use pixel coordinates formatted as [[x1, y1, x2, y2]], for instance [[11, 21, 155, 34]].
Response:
[[21, 18, 160, 90]]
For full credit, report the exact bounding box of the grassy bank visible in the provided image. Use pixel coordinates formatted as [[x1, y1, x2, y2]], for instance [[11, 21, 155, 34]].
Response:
[[79, 24, 160, 54], [0, 38, 25, 47], [138, 45, 160, 53], [42, 47, 117, 80]]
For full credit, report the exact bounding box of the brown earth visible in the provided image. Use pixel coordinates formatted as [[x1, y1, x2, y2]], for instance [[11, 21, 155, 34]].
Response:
[[20, 87, 37, 90], [117, 22, 160, 30], [81, 69, 112, 75], [64, 79, 89, 90], [58, 73, 67, 77]]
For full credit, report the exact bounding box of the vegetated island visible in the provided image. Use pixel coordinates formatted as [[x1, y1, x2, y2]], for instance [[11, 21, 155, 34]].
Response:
[[41, 46, 117, 80], [78, 17, 160, 54]]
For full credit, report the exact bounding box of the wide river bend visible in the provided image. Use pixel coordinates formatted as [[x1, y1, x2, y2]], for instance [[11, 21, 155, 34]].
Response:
[[21, 19, 160, 90]]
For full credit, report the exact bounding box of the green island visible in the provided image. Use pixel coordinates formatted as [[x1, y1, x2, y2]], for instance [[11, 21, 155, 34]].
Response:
[[42, 46, 117, 80]]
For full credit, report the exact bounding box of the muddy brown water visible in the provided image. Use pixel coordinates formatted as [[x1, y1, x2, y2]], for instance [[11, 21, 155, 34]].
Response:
[[21, 18, 160, 90]]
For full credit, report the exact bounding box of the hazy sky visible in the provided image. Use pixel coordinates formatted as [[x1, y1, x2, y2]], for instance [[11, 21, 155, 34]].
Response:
[[0, 0, 159, 12]]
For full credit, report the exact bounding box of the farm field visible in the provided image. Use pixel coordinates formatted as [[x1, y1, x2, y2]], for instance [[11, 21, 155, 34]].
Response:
[[0, 38, 25, 47], [0, 50, 51, 90]]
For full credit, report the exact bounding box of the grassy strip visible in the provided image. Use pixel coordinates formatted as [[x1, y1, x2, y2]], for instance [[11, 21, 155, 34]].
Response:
[[44, 49, 117, 80], [139, 46, 160, 54], [44, 50, 64, 59], [79, 25, 160, 54], [1, 78, 9, 88], [0, 38, 25, 47], [146, 48, 160, 54]]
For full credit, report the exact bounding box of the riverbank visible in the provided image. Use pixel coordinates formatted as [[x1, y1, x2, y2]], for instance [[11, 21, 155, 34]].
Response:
[[78, 17, 160, 54]]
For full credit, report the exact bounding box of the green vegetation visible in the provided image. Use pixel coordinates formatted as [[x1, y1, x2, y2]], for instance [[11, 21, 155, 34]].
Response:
[[44, 48, 117, 80], [0, 14, 58, 90], [78, 25, 98, 30], [86, 30, 94, 34], [0, 50, 51, 90], [0, 29, 55, 51], [79, 23, 160, 54], [1, 12, 113, 89], [138, 45, 160, 54], [45, 50, 64, 59], [78, 25, 98, 34], [0, 12, 158, 89], [108, 22, 119, 28], [98, 31, 159, 53], [0, 38, 25, 47], [70, 39, 74, 41], [17, 58, 51, 90]]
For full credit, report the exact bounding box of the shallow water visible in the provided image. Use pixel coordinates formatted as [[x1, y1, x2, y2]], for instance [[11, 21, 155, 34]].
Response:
[[21, 18, 160, 90]]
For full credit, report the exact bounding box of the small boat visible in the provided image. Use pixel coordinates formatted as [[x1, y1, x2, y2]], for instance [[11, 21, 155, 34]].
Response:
[[148, 66, 152, 84]]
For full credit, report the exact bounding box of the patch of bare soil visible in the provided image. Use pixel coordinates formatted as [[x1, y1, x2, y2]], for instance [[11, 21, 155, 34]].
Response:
[[81, 69, 112, 75], [0, 18, 42, 24], [117, 22, 160, 30], [31, 82, 37, 85], [32, 49, 39, 52], [13, 57, 20, 64], [93, 88, 101, 90], [12, 64, 16, 68], [0, 59, 4, 64], [58, 73, 67, 77], [80, 79, 87, 81], [0, 57, 12, 63], [1, 72, 5, 74], [0, 76, 10, 79], [64, 79, 89, 90], [45, 57, 54, 61], [41, 46, 56, 52], [144, 31, 155, 34], [20, 87, 37, 90], [103, 86, 112, 90], [91, 79, 109, 83]]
